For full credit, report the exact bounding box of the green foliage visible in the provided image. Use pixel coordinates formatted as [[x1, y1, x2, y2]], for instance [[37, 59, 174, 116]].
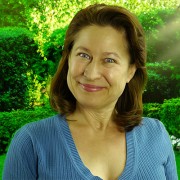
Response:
[[42, 26, 68, 74], [1, 0, 179, 64], [138, 8, 175, 33], [0, 104, 56, 154], [0, 27, 34, 111], [143, 103, 161, 120], [0, 0, 27, 27], [0, 2, 179, 111], [24, 0, 91, 57], [143, 8, 180, 64], [143, 98, 180, 139], [0, 27, 50, 111], [143, 60, 179, 103], [160, 98, 180, 138]]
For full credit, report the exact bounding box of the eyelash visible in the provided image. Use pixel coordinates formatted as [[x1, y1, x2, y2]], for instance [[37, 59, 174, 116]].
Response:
[[104, 58, 116, 63], [78, 53, 91, 60], [77, 53, 116, 63]]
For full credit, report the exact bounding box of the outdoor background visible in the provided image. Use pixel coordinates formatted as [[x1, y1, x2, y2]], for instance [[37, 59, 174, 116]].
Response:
[[0, 0, 180, 178]]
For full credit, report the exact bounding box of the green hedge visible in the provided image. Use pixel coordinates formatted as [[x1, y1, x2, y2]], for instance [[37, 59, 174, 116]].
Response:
[[160, 98, 180, 138], [143, 98, 180, 139], [0, 27, 32, 111], [0, 27, 54, 111], [143, 103, 162, 120], [0, 98, 179, 155], [0, 27, 40, 111], [143, 61, 179, 103]]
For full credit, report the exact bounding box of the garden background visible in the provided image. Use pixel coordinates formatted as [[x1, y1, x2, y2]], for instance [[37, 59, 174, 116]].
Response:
[[0, 0, 180, 178]]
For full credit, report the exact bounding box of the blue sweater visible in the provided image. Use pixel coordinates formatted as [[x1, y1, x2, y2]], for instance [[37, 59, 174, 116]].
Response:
[[3, 115, 178, 180]]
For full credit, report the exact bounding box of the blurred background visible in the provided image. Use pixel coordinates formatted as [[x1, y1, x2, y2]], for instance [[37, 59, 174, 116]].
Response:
[[0, 0, 179, 177]]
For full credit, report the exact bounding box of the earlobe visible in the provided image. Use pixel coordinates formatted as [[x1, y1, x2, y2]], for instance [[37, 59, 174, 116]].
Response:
[[127, 64, 137, 83]]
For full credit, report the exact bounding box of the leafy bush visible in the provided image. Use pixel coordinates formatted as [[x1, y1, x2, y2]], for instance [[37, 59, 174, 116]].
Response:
[[0, 27, 51, 111], [143, 60, 179, 103], [143, 98, 180, 150], [160, 98, 180, 138], [143, 103, 161, 120], [143, 98, 180, 139], [43, 26, 68, 75], [0, 104, 56, 154], [139, 8, 175, 33], [0, 27, 34, 111]]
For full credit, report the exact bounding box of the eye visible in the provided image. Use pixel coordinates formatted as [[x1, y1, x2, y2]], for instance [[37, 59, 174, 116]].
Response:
[[104, 58, 116, 63], [78, 53, 91, 60]]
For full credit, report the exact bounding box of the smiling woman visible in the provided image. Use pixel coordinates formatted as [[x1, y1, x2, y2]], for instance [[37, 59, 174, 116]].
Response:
[[67, 25, 136, 110], [3, 3, 178, 180], [50, 6, 147, 130]]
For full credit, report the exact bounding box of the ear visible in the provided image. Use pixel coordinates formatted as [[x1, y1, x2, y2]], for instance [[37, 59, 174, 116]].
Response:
[[127, 64, 137, 83]]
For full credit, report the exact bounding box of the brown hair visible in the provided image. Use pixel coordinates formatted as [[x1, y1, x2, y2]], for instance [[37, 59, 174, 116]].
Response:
[[50, 4, 147, 131]]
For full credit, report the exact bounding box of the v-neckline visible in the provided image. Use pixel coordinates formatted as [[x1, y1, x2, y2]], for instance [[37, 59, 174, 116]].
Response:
[[58, 115, 136, 180]]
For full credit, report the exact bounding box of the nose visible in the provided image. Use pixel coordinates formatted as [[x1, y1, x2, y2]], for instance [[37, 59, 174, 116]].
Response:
[[83, 60, 102, 80]]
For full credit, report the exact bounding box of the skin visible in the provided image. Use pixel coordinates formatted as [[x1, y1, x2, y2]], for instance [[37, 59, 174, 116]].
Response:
[[66, 25, 136, 180]]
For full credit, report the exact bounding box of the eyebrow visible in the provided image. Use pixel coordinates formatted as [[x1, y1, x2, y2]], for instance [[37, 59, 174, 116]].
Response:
[[75, 46, 91, 53], [102, 52, 120, 59], [75, 46, 121, 59]]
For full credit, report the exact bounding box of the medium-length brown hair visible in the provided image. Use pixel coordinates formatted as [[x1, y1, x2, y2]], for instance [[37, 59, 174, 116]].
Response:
[[50, 4, 147, 131]]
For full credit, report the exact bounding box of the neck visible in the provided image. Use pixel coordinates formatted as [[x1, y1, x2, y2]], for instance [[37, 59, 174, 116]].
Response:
[[67, 103, 117, 132]]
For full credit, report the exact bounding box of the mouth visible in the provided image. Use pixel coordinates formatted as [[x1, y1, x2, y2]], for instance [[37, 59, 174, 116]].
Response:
[[79, 83, 105, 92]]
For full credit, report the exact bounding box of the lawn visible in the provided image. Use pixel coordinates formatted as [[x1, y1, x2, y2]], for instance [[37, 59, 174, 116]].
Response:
[[175, 151, 180, 177], [0, 154, 6, 180], [0, 152, 180, 179]]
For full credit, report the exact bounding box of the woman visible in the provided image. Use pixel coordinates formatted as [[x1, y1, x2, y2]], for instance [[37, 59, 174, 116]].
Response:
[[3, 4, 178, 180]]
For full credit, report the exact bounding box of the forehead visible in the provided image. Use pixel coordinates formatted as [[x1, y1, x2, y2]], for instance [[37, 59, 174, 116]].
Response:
[[73, 25, 128, 51]]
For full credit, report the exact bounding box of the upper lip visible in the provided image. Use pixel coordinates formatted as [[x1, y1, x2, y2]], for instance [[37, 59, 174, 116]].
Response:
[[79, 83, 104, 89]]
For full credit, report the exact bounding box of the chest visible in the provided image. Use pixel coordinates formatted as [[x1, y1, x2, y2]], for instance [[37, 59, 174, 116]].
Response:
[[70, 129, 126, 180]]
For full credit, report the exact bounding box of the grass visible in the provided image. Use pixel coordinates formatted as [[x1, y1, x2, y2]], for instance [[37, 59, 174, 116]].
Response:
[[0, 152, 180, 179], [175, 151, 180, 177], [0, 154, 6, 180]]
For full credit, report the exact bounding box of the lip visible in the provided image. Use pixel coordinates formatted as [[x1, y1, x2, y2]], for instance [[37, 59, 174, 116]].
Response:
[[79, 83, 104, 92]]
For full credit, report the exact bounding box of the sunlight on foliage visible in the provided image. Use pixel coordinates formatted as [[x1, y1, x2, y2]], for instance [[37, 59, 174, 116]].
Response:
[[0, 0, 179, 109], [23, 0, 179, 57]]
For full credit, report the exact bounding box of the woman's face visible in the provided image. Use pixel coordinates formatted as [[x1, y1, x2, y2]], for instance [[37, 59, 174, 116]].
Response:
[[67, 25, 136, 110]]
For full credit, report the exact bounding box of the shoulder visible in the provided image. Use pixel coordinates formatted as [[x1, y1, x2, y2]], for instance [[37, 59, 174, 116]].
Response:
[[130, 118, 177, 179], [19, 114, 64, 132], [7, 114, 67, 155], [12, 114, 65, 144], [141, 117, 166, 132], [133, 117, 172, 150], [136, 117, 167, 134]]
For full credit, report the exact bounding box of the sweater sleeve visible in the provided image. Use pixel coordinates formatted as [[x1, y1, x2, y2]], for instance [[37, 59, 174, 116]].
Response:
[[165, 149, 178, 180], [3, 126, 38, 180], [158, 121, 178, 180]]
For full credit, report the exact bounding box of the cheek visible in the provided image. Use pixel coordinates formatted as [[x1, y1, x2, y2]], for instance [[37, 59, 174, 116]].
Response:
[[105, 68, 128, 87], [68, 59, 85, 77]]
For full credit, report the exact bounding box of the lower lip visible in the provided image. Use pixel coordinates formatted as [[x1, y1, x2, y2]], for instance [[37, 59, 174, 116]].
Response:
[[79, 83, 104, 92]]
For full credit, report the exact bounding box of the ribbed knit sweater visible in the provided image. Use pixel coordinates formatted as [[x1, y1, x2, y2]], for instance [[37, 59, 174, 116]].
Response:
[[3, 115, 178, 180]]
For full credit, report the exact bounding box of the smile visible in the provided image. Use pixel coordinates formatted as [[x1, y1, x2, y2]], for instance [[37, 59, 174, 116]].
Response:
[[79, 83, 105, 92]]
